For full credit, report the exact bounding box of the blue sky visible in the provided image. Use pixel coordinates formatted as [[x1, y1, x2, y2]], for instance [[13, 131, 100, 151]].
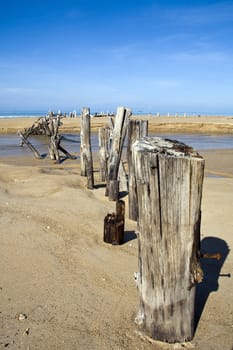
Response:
[[0, 0, 233, 113]]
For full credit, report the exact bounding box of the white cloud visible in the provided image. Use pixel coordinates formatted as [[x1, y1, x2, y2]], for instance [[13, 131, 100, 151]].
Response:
[[0, 87, 37, 94], [151, 80, 181, 88], [172, 49, 230, 62], [162, 2, 233, 25]]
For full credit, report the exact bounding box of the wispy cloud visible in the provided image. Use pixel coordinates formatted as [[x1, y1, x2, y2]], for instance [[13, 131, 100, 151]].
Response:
[[172, 48, 230, 62], [136, 78, 182, 89], [0, 87, 37, 94], [64, 8, 83, 19], [162, 1, 233, 25], [151, 79, 181, 88]]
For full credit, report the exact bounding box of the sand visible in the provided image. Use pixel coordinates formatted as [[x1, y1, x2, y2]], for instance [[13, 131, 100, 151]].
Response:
[[1, 115, 233, 134], [0, 117, 233, 349]]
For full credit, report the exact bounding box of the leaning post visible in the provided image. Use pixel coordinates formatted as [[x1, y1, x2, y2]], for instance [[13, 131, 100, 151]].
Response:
[[80, 107, 94, 189], [127, 119, 148, 220], [133, 137, 205, 343], [107, 106, 131, 201], [98, 126, 111, 182]]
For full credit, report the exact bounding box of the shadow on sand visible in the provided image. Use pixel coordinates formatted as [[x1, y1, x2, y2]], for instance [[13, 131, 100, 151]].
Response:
[[124, 230, 137, 243], [195, 236, 230, 329]]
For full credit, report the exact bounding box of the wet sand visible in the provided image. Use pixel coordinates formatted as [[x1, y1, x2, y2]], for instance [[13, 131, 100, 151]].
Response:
[[1, 115, 233, 134], [0, 117, 233, 350]]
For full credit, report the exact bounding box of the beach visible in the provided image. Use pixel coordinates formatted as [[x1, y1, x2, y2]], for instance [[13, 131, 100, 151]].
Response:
[[1, 115, 233, 134], [0, 117, 232, 350]]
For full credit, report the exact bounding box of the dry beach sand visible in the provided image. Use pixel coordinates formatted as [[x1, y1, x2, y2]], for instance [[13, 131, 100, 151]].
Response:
[[0, 116, 233, 349]]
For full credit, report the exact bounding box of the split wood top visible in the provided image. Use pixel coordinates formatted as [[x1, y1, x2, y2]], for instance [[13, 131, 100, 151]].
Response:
[[133, 136, 203, 159]]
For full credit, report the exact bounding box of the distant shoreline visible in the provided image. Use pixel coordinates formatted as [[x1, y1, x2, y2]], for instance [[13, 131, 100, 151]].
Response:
[[1, 115, 233, 134]]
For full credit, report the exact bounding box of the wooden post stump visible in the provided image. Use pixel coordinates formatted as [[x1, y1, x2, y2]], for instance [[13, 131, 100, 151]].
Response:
[[80, 107, 94, 189], [127, 119, 148, 220], [103, 200, 125, 245], [133, 137, 204, 343]]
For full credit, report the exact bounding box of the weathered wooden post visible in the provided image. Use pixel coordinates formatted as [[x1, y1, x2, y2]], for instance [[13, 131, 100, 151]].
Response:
[[98, 126, 111, 182], [48, 116, 60, 162], [103, 200, 125, 245], [133, 137, 204, 343], [127, 119, 148, 220], [80, 107, 94, 189], [107, 106, 131, 200]]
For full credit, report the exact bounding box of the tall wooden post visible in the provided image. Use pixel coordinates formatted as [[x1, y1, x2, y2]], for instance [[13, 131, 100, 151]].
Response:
[[80, 107, 94, 189], [98, 126, 111, 182], [133, 137, 204, 343], [107, 106, 131, 201], [127, 119, 148, 220]]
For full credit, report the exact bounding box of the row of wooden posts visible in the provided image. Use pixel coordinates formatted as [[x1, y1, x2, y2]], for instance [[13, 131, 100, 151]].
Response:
[[18, 106, 206, 344], [80, 106, 148, 213], [81, 106, 207, 343]]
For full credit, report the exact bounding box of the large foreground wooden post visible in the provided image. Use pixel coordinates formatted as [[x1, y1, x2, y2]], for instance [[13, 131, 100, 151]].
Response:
[[127, 119, 148, 220], [133, 137, 204, 343], [80, 107, 94, 189]]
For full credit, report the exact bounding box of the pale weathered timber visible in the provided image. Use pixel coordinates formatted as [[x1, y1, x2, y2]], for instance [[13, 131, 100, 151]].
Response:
[[127, 119, 148, 220], [80, 107, 94, 189], [118, 161, 128, 193], [48, 116, 60, 162], [133, 137, 204, 343], [17, 131, 42, 159], [107, 107, 131, 200], [48, 117, 76, 163], [103, 200, 125, 245], [98, 127, 111, 182], [49, 135, 60, 162], [18, 114, 75, 163], [41, 116, 52, 136]]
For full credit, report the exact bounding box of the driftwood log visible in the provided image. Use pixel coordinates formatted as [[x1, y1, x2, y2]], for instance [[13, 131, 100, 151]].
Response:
[[103, 200, 125, 245], [80, 107, 94, 189], [17, 131, 42, 159], [107, 107, 131, 200], [133, 137, 205, 343], [18, 114, 76, 163], [127, 119, 148, 220], [48, 116, 76, 163]]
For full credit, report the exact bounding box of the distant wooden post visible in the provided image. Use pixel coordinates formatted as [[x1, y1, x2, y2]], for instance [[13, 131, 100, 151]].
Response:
[[127, 119, 148, 220], [133, 137, 204, 343], [98, 126, 111, 182], [48, 116, 60, 162], [107, 107, 131, 201], [80, 107, 94, 189]]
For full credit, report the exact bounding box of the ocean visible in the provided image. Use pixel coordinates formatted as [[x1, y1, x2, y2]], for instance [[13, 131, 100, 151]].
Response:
[[0, 111, 233, 118], [0, 112, 47, 119]]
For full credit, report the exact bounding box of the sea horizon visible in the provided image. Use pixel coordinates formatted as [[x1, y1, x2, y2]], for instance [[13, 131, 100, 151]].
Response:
[[0, 110, 233, 118]]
